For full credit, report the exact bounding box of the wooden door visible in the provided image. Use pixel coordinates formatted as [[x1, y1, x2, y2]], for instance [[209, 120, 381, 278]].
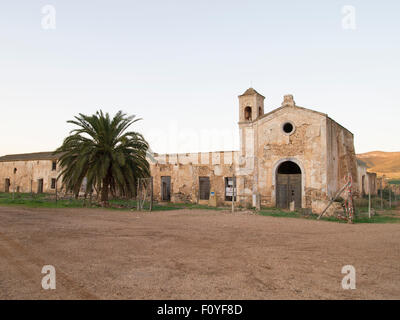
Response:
[[5, 179, 10, 193], [38, 179, 44, 194], [199, 177, 210, 200], [161, 176, 171, 201], [289, 174, 301, 209], [276, 174, 301, 209]]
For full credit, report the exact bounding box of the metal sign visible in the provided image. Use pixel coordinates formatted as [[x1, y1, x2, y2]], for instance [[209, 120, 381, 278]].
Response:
[[226, 187, 237, 197]]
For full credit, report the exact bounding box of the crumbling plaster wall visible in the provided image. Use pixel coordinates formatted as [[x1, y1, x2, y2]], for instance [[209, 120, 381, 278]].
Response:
[[357, 162, 368, 196], [150, 151, 239, 205], [150, 94, 359, 210], [326, 118, 359, 198], [0, 160, 60, 194], [254, 106, 328, 208]]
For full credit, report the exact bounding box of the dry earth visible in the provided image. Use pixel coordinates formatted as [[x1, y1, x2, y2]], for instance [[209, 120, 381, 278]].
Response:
[[0, 206, 399, 300], [357, 151, 400, 179]]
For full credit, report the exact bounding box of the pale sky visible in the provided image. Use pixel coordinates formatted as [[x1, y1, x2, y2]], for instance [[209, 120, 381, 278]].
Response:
[[0, 0, 399, 156]]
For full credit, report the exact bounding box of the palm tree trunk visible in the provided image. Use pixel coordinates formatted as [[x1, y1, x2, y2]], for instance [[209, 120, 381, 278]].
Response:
[[101, 177, 109, 206]]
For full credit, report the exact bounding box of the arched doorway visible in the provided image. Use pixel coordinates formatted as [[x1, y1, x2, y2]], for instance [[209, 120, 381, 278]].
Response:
[[276, 161, 302, 209]]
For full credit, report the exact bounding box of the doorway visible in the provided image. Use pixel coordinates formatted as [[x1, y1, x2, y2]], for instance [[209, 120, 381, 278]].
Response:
[[161, 176, 171, 201], [37, 179, 44, 194], [199, 177, 210, 200], [276, 161, 302, 209], [5, 178, 10, 193], [362, 175, 366, 196]]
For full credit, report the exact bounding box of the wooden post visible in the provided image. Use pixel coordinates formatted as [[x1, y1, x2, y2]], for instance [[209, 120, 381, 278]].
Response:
[[137, 179, 140, 211], [141, 180, 147, 210], [12, 168, 16, 200], [231, 175, 235, 213], [380, 179, 383, 209], [389, 187, 392, 209], [318, 182, 347, 220], [368, 177, 371, 219], [149, 177, 153, 212], [55, 178, 58, 204]]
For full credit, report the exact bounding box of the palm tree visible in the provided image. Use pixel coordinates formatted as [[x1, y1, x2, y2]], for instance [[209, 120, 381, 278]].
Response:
[[55, 110, 150, 205]]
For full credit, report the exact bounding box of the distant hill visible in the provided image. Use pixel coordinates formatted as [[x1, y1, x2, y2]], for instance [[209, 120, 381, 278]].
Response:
[[357, 151, 400, 179]]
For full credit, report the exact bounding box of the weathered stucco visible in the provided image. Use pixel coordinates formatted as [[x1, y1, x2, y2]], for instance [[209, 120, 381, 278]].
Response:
[[252, 103, 328, 208], [326, 117, 358, 198], [150, 151, 239, 206], [0, 158, 60, 194], [357, 160, 378, 196]]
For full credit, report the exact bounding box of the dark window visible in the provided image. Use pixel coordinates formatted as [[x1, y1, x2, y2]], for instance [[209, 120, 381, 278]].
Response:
[[283, 122, 294, 134], [244, 106, 252, 121], [225, 177, 237, 201], [52, 161, 57, 171], [199, 177, 210, 200], [51, 178, 56, 189], [258, 106, 262, 117]]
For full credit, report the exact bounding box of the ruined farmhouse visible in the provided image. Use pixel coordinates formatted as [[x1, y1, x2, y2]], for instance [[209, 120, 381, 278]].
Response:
[[150, 88, 370, 212], [0, 152, 60, 195], [0, 88, 377, 212]]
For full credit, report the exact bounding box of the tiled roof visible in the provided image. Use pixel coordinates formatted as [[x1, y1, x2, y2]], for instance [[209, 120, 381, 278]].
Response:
[[239, 87, 265, 97], [0, 152, 60, 162]]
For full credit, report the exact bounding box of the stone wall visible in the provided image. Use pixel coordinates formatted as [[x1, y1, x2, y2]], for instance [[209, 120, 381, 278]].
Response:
[[150, 151, 239, 206], [253, 105, 328, 208], [0, 160, 61, 194], [326, 117, 358, 198], [357, 162, 378, 196]]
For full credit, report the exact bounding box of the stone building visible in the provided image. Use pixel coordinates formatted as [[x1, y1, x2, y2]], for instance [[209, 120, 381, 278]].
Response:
[[393, 184, 400, 196], [150, 88, 361, 212], [0, 88, 371, 213], [357, 159, 378, 196], [0, 152, 61, 194]]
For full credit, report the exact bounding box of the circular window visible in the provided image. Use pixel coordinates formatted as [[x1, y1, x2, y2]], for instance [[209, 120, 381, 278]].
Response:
[[282, 122, 295, 135]]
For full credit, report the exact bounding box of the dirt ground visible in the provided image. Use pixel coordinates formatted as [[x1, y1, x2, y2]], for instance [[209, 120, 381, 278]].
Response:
[[0, 206, 399, 300]]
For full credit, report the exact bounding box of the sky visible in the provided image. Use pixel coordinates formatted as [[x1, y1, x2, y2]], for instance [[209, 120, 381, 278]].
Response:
[[0, 0, 399, 156]]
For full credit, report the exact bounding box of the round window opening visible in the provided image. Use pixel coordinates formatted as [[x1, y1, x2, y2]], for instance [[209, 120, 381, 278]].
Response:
[[283, 122, 294, 134]]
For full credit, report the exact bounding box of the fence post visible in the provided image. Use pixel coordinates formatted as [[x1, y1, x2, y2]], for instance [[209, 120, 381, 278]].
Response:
[[13, 168, 17, 200], [149, 177, 153, 212], [368, 180, 371, 219], [232, 175, 235, 213], [55, 178, 58, 204]]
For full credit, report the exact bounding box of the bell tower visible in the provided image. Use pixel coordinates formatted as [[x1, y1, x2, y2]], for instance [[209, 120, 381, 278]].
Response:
[[237, 87, 265, 161], [238, 88, 265, 123], [237, 88, 265, 209]]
